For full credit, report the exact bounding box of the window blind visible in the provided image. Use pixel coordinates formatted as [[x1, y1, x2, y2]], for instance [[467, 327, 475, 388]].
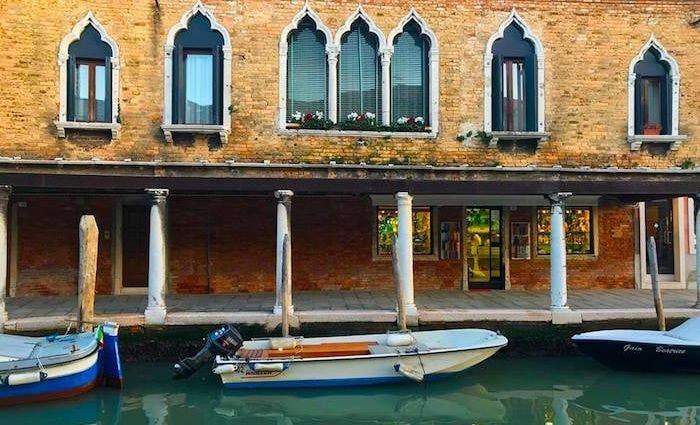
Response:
[[339, 21, 381, 119], [391, 22, 429, 123], [287, 18, 328, 119]]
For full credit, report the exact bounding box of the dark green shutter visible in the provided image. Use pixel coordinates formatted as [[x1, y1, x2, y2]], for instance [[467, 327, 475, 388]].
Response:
[[391, 24, 428, 124], [104, 58, 112, 123], [67, 56, 76, 121], [175, 45, 185, 124], [287, 20, 327, 119], [213, 47, 222, 125], [634, 77, 643, 134], [524, 54, 537, 131], [491, 54, 502, 131], [660, 73, 671, 135]]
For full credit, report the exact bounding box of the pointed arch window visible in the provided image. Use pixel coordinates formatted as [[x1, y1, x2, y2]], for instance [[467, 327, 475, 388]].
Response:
[[339, 20, 382, 121], [162, 2, 232, 144], [627, 37, 684, 151], [287, 16, 328, 121], [56, 13, 120, 139], [391, 20, 430, 126]]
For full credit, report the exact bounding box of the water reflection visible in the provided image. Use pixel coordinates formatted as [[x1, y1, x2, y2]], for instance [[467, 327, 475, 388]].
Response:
[[3, 357, 700, 425]]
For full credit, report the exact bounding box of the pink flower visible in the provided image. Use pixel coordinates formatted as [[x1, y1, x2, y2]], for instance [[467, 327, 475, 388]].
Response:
[[356, 115, 366, 122], [407, 116, 416, 125], [303, 113, 313, 122]]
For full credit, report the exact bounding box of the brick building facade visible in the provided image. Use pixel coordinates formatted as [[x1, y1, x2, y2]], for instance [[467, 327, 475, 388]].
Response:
[[0, 0, 698, 322]]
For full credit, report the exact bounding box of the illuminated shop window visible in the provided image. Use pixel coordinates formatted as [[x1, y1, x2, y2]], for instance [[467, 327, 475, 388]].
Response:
[[536, 207, 593, 255], [376, 207, 432, 255]]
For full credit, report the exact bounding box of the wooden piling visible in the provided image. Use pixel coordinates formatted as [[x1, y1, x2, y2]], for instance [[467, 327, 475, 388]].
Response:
[[392, 234, 407, 331], [646, 236, 666, 331], [281, 234, 290, 337], [78, 215, 99, 332]]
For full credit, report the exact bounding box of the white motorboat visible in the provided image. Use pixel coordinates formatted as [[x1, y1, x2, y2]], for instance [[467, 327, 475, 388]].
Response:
[[174, 326, 507, 388]]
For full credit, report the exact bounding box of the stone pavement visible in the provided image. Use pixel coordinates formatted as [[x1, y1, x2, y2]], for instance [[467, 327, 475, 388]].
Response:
[[6, 289, 699, 320]]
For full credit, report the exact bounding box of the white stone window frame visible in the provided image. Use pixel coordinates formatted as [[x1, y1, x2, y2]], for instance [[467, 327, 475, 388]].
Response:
[[278, 5, 438, 139], [162, 1, 232, 145], [627, 35, 686, 151], [483, 9, 548, 148], [55, 12, 121, 139]]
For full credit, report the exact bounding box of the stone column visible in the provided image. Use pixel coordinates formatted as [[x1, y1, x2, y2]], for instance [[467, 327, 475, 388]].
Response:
[[327, 46, 339, 123], [694, 195, 700, 308], [274, 190, 294, 315], [396, 192, 417, 316], [0, 185, 11, 331], [144, 189, 169, 325], [380, 49, 392, 127], [547, 192, 571, 311]]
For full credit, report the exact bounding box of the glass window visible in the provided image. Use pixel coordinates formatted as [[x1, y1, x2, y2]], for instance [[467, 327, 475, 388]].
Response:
[[184, 52, 214, 124], [377, 207, 432, 255], [287, 17, 327, 120], [391, 21, 429, 124], [642, 77, 661, 129], [537, 207, 593, 255], [502, 59, 526, 131], [339, 20, 381, 119], [73, 60, 106, 122]]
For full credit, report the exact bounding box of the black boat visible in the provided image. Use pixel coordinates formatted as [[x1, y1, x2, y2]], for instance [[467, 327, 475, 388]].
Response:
[[572, 318, 700, 373]]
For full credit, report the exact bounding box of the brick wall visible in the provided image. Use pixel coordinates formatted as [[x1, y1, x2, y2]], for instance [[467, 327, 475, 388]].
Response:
[[0, 0, 696, 167]]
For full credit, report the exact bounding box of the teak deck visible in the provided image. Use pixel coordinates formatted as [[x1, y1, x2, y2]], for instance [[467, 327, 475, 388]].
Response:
[[238, 342, 376, 360]]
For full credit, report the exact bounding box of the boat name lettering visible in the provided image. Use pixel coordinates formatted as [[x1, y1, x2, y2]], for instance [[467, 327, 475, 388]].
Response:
[[655, 346, 686, 354], [623, 344, 642, 352]]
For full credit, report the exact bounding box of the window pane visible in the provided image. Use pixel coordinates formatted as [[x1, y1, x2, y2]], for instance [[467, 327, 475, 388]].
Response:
[[95, 65, 106, 122], [377, 208, 432, 255], [502, 59, 526, 131], [339, 21, 380, 118], [287, 19, 327, 119], [537, 207, 593, 255], [185, 53, 214, 124], [642, 78, 661, 128], [74, 64, 90, 121], [391, 22, 428, 123]]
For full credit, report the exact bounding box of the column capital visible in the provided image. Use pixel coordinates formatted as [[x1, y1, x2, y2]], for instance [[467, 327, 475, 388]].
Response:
[[546, 192, 572, 205], [0, 185, 12, 202], [275, 190, 294, 203], [326, 45, 340, 60], [145, 188, 169, 204], [380, 48, 393, 63], [395, 191, 413, 204]]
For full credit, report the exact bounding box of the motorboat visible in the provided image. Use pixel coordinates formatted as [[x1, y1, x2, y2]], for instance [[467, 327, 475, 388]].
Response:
[[572, 317, 700, 373], [174, 325, 507, 388], [0, 322, 123, 405]]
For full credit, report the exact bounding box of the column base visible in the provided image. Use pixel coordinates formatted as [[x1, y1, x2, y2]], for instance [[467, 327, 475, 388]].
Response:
[[0, 310, 7, 333], [397, 303, 419, 326], [550, 307, 582, 325], [144, 306, 167, 325], [273, 305, 295, 315]]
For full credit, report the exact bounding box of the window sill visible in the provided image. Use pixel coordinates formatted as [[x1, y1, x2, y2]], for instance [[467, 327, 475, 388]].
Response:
[[161, 124, 229, 144], [55, 121, 121, 139], [279, 128, 437, 139], [627, 134, 687, 151], [487, 131, 551, 149]]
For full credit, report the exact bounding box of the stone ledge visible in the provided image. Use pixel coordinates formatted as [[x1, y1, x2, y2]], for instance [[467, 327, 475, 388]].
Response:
[[161, 124, 229, 144], [627, 134, 687, 151], [279, 128, 438, 139], [54, 121, 121, 139], [487, 131, 551, 149]]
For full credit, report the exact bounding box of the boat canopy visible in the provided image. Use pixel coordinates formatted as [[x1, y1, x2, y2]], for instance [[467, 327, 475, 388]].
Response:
[[0, 332, 97, 372]]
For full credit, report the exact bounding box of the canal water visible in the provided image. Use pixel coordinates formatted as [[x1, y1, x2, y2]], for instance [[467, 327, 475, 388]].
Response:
[[4, 356, 700, 424]]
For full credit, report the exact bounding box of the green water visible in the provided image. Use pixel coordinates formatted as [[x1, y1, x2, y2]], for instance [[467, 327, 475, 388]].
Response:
[[4, 357, 700, 424]]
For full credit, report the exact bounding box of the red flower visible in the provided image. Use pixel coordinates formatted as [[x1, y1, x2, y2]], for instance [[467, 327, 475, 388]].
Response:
[[407, 116, 416, 125], [303, 113, 313, 122], [356, 115, 366, 122]]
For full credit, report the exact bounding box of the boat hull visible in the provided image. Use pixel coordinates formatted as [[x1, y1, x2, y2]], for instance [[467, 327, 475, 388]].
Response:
[[216, 329, 506, 389], [573, 338, 700, 373], [0, 350, 100, 406]]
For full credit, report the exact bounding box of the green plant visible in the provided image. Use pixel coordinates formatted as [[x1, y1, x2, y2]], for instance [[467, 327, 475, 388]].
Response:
[[475, 131, 493, 146], [680, 158, 695, 169]]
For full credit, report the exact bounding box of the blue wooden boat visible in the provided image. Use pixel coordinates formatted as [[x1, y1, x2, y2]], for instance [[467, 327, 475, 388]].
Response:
[[0, 321, 123, 406]]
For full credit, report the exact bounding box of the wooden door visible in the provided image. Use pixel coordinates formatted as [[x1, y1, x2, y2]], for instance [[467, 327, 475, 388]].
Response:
[[122, 206, 150, 288]]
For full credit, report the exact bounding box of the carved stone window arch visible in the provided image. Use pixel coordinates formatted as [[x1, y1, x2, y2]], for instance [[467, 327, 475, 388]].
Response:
[[484, 9, 548, 148], [162, 1, 231, 144], [55, 12, 121, 139], [627, 35, 685, 151]]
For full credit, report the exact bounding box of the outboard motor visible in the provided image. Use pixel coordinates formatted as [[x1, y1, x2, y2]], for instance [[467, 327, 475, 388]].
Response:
[[173, 324, 243, 379]]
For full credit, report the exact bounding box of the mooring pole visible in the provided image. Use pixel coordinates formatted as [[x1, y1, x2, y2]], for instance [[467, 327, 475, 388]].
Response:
[[281, 234, 290, 337], [646, 236, 666, 331], [78, 215, 99, 332], [392, 234, 407, 331]]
